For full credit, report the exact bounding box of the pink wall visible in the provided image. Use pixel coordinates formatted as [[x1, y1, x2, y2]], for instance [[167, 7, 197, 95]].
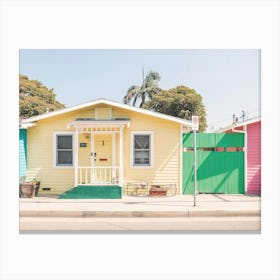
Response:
[[246, 121, 261, 195], [224, 120, 261, 195]]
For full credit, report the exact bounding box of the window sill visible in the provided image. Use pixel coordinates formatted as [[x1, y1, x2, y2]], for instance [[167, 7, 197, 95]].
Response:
[[130, 165, 153, 169], [54, 166, 74, 169]]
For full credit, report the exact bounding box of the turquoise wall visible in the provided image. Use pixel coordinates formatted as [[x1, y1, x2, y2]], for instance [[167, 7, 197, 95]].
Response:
[[19, 128, 27, 179]]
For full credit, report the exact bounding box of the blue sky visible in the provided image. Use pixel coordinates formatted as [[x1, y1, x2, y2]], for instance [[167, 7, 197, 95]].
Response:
[[19, 49, 260, 131]]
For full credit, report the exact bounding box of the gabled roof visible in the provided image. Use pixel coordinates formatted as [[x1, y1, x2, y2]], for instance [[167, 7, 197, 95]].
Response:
[[215, 116, 261, 132], [20, 98, 192, 127]]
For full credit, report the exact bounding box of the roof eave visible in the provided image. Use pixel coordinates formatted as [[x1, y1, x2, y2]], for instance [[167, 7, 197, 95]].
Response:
[[215, 116, 261, 132], [20, 98, 192, 126]]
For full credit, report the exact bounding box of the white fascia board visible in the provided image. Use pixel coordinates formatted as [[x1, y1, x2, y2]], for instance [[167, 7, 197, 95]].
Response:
[[20, 100, 100, 123], [19, 122, 37, 128], [215, 116, 261, 132], [103, 99, 192, 126], [20, 98, 192, 127]]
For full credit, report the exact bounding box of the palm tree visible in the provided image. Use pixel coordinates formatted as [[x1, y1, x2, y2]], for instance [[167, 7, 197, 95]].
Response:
[[123, 69, 161, 107]]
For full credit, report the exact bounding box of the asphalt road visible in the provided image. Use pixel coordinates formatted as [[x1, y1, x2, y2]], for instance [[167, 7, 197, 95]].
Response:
[[20, 216, 260, 232]]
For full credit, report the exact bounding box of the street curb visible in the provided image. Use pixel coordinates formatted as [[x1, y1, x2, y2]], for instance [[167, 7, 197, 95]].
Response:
[[187, 210, 260, 217], [20, 209, 261, 218]]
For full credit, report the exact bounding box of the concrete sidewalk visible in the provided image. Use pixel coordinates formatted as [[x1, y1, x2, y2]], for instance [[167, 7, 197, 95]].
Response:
[[19, 194, 261, 218]]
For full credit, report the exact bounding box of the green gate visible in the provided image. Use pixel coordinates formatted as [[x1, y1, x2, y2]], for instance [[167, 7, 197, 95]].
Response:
[[182, 133, 244, 194]]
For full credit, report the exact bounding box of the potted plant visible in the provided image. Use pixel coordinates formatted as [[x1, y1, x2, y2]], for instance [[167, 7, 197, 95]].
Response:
[[19, 177, 40, 198], [29, 177, 40, 197]]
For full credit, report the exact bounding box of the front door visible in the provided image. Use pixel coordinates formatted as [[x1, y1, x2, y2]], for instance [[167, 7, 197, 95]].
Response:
[[94, 134, 112, 166], [93, 134, 112, 183]]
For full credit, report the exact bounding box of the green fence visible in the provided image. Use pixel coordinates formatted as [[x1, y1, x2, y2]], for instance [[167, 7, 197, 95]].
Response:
[[182, 133, 244, 194]]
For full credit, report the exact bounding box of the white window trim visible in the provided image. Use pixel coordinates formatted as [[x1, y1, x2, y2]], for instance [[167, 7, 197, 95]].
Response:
[[130, 131, 154, 168], [53, 131, 75, 168]]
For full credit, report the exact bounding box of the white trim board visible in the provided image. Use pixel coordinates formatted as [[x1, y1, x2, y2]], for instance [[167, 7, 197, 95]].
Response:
[[179, 124, 183, 195], [215, 116, 261, 132], [21, 98, 192, 127]]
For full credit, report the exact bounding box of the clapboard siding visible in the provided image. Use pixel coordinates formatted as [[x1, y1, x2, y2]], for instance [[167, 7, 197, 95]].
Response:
[[247, 121, 261, 194], [26, 104, 181, 194], [116, 107, 180, 190], [222, 119, 261, 195], [19, 129, 27, 179]]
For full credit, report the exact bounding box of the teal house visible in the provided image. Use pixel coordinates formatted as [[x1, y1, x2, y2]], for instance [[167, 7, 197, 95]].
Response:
[[19, 128, 27, 180]]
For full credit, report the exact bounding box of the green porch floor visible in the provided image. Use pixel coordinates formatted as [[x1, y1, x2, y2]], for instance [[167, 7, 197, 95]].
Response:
[[58, 185, 122, 199]]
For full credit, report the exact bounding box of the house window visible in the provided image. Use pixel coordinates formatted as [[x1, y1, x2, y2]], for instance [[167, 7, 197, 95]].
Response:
[[131, 132, 153, 167], [56, 135, 73, 166]]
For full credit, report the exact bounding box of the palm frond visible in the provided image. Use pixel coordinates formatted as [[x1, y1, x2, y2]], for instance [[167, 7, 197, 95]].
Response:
[[123, 85, 140, 104], [123, 70, 161, 107]]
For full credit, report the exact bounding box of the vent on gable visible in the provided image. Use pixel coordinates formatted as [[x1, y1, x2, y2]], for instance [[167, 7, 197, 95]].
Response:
[[94, 108, 112, 120]]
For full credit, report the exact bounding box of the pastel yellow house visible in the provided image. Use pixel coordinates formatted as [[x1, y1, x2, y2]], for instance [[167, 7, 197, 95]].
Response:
[[20, 99, 191, 197]]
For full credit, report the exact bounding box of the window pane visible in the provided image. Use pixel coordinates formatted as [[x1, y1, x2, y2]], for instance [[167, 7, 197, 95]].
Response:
[[134, 150, 150, 165], [57, 136, 72, 149], [134, 135, 149, 149], [57, 151, 73, 165]]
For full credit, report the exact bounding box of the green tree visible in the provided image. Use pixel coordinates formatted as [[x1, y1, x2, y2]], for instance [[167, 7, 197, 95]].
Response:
[[123, 70, 161, 107], [143, 85, 207, 132], [19, 74, 65, 118]]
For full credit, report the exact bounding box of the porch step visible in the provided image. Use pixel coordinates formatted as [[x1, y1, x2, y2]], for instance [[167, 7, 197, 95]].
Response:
[[58, 186, 122, 199]]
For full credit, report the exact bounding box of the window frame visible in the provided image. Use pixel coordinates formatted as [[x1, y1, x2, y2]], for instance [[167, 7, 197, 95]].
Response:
[[53, 132, 75, 168], [130, 131, 154, 168]]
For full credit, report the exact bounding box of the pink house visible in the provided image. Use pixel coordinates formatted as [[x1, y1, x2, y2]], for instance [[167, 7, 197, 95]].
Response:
[[217, 117, 261, 195]]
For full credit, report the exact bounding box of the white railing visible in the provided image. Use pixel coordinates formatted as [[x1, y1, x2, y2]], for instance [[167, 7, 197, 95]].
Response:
[[78, 166, 120, 185]]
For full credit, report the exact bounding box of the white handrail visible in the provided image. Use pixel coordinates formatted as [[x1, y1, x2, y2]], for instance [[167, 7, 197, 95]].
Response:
[[78, 166, 120, 185]]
